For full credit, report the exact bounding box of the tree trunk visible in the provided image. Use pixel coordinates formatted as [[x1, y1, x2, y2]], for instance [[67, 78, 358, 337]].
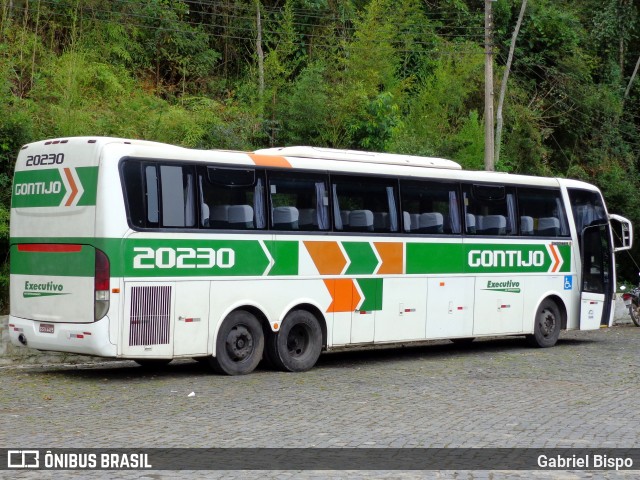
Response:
[[256, 0, 264, 98], [624, 55, 640, 100], [495, 0, 527, 167]]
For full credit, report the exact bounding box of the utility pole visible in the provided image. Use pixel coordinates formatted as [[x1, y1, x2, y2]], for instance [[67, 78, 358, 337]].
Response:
[[484, 0, 495, 171]]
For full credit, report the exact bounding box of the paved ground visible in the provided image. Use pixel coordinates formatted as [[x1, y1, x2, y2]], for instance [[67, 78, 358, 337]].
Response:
[[1, 326, 640, 479]]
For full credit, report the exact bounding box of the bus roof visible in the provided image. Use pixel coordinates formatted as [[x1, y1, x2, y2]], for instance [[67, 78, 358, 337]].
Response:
[[16, 137, 602, 193], [253, 146, 462, 170]]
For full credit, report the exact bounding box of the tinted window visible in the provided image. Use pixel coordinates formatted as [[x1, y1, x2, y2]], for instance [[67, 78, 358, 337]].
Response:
[[463, 184, 516, 236], [517, 187, 570, 237], [200, 167, 266, 230], [331, 175, 399, 233], [568, 188, 607, 234], [268, 172, 329, 231], [400, 180, 461, 234], [121, 161, 147, 228], [160, 165, 196, 228], [121, 161, 195, 229]]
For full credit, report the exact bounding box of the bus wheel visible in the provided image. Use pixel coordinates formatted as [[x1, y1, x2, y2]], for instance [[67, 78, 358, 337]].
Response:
[[272, 310, 322, 372], [209, 310, 264, 375], [526, 299, 561, 348], [134, 359, 172, 369]]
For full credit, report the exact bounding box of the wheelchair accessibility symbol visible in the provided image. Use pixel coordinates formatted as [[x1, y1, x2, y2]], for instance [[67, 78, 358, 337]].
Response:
[[564, 275, 573, 290]]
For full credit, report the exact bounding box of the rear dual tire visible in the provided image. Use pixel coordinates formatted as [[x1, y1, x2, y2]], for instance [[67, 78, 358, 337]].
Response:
[[265, 310, 322, 372]]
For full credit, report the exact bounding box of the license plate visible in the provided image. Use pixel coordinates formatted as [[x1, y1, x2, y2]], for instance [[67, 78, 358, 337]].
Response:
[[624, 299, 632, 306], [39, 323, 54, 334]]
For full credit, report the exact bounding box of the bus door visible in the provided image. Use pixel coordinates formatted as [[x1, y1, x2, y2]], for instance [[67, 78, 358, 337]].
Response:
[[579, 224, 613, 329]]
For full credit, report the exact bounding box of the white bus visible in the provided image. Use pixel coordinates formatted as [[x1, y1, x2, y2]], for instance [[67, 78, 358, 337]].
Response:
[[8, 137, 633, 375]]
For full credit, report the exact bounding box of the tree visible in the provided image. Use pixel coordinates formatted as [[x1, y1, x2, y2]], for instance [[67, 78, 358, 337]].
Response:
[[495, 0, 527, 166]]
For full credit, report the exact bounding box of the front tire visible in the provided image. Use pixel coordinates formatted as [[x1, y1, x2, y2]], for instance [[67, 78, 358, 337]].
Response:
[[268, 310, 322, 372], [526, 299, 561, 348], [209, 311, 264, 375]]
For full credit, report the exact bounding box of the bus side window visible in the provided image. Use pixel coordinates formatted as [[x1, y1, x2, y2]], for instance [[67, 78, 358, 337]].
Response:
[[332, 175, 399, 233], [121, 161, 154, 228], [400, 180, 461, 235], [159, 165, 196, 228], [121, 161, 196, 229], [517, 187, 570, 238], [200, 167, 267, 230], [267, 172, 330, 231], [463, 184, 516, 236]]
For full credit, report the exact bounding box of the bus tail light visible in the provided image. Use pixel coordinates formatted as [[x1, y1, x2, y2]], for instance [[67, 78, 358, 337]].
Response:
[[95, 249, 110, 321]]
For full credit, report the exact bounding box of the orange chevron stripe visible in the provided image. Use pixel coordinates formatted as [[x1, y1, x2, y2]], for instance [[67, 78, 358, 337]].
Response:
[[304, 241, 347, 275], [248, 153, 292, 168], [323, 279, 361, 313], [374, 242, 403, 274], [63, 168, 78, 206], [550, 244, 561, 273]]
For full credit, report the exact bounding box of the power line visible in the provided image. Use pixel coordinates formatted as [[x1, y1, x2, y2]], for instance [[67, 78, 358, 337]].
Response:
[[19, 0, 485, 54]]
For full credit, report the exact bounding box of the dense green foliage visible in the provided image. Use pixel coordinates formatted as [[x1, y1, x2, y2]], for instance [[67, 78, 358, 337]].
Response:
[[2, 0, 640, 309]]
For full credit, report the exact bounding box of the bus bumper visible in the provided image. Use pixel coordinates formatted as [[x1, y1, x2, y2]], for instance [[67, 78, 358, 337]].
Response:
[[8, 315, 116, 357]]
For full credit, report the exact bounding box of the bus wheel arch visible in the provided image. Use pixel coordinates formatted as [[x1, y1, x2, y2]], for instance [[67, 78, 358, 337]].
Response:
[[526, 296, 566, 348], [265, 305, 325, 372], [209, 308, 265, 375]]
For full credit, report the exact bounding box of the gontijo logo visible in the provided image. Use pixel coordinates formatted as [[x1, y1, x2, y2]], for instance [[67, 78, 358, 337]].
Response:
[[467, 244, 564, 273], [12, 167, 96, 208]]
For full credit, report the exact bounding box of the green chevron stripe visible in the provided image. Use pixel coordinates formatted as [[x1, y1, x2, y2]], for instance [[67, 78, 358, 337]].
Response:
[[357, 278, 383, 311], [343, 242, 379, 275]]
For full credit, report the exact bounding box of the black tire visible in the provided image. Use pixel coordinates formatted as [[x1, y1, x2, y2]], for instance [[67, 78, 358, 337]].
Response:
[[134, 358, 172, 369], [209, 310, 264, 375], [450, 337, 475, 346], [270, 310, 322, 372], [526, 299, 561, 348], [630, 304, 640, 327]]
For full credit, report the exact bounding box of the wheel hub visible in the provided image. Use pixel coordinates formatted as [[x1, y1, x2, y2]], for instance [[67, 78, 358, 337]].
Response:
[[226, 325, 253, 361], [540, 309, 556, 337], [287, 325, 309, 357]]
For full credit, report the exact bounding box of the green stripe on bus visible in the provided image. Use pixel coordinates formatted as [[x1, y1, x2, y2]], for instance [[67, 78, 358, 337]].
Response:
[[10, 237, 572, 278], [265, 241, 299, 276], [121, 239, 271, 277], [76, 167, 98, 206], [406, 243, 571, 274], [357, 278, 383, 311], [405, 243, 464, 274], [10, 244, 95, 277], [343, 242, 379, 275]]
